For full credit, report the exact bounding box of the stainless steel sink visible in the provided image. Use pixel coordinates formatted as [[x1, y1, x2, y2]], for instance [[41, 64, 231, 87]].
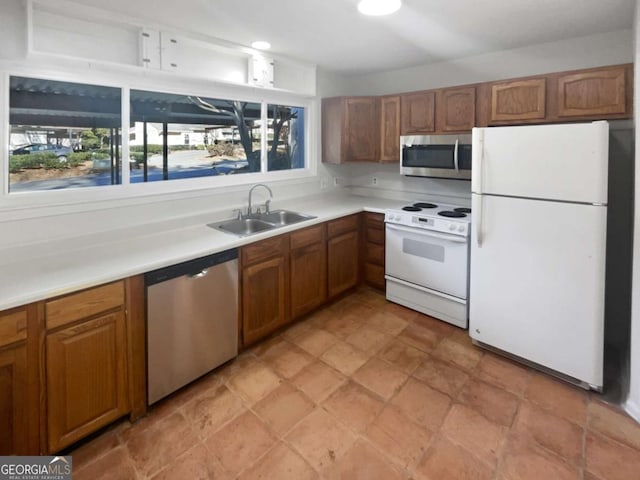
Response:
[[208, 209, 316, 237], [258, 209, 315, 226]]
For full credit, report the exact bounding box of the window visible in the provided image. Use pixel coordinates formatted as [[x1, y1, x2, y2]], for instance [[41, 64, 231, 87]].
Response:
[[9, 76, 122, 192], [266, 104, 305, 172], [129, 90, 262, 181]]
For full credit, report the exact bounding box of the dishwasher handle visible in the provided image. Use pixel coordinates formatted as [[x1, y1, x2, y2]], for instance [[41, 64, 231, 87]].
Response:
[[145, 248, 238, 286]]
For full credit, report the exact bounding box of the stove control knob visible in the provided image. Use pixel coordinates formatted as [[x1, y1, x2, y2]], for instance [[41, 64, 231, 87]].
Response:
[[449, 224, 456, 231], [458, 225, 465, 232]]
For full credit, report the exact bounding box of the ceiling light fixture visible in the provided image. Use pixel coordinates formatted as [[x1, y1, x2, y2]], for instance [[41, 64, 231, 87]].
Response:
[[357, 0, 402, 16], [251, 40, 271, 50]]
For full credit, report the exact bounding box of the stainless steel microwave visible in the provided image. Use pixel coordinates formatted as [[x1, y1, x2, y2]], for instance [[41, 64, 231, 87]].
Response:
[[400, 134, 472, 180]]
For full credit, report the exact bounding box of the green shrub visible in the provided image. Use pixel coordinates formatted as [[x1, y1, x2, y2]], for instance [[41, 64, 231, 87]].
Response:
[[130, 152, 145, 163], [69, 152, 92, 163], [9, 153, 58, 172], [130, 144, 163, 154]]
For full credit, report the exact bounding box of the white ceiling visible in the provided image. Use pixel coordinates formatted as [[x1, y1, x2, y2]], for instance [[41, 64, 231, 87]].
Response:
[[72, 0, 635, 75]]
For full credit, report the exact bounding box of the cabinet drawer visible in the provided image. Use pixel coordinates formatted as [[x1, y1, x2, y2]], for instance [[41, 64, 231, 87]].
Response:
[[364, 263, 385, 290], [366, 226, 384, 245], [365, 243, 385, 266], [290, 224, 325, 250], [46, 281, 125, 331], [0, 309, 27, 348], [241, 234, 288, 266], [327, 214, 359, 238], [364, 212, 384, 228]]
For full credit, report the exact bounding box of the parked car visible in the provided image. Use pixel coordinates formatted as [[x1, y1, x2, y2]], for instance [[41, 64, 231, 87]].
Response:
[[12, 143, 73, 162]]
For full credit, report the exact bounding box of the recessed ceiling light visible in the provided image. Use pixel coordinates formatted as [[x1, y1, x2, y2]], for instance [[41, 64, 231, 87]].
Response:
[[251, 40, 271, 50], [357, 0, 402, 16]]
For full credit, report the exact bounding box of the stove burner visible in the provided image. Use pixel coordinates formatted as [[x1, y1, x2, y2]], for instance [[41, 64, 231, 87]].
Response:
[[402, 206, 422, 212], [454, 207, 472, 214], [413, 202, 438, 209], [439, 210, 467, 218]]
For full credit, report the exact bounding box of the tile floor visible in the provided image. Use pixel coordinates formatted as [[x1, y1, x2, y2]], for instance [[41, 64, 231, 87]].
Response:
[[70, 287, 640, 480]]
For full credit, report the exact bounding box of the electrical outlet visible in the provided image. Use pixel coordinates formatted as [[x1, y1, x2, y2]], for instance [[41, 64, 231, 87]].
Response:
[[372, 176, 378, 186]]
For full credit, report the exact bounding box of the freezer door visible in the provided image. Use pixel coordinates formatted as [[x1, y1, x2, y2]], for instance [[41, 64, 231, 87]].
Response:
[[469, 194, 605, 387], [472, 122, 609, 204]]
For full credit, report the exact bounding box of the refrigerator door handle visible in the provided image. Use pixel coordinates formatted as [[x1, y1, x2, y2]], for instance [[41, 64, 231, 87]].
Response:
[[454, 138, 459, 171], [474, 194, 483, 247], [472, 128, 484, 194]]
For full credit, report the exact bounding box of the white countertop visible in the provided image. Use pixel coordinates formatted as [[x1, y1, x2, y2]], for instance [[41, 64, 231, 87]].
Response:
[[0, 193, 406, 311]]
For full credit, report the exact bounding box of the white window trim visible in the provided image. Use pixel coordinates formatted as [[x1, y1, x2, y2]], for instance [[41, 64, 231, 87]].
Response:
[[1, 67, 318, 213]]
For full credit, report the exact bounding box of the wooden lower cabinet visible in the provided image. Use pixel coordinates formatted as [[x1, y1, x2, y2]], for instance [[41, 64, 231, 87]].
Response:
[[362, 212, 385, 291], [290, 225, 327, 319], [328, 229, 360, 298], [241, 237, 290, 347], [46, 311, 129, 452]]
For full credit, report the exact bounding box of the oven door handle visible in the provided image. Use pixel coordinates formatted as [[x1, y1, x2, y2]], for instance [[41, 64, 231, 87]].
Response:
[[386, 223, 468, 243]]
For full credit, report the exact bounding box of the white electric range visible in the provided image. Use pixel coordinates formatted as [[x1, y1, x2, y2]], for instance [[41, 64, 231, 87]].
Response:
[[384, 201, 471, 329]]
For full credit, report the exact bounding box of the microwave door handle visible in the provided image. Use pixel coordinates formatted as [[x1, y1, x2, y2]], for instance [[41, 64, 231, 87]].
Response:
[[454, 138, 459, 171], [386, 223, 468, 243]]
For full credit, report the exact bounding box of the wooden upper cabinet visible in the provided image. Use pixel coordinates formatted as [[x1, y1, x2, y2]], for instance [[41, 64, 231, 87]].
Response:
[[436, 87, 476, 132], [401, 91, 435, 135], [556, 66, 628, 118], [490, 78, 546, 122], [345, 97, 379, 162], [321, 97, 345, 164], [379, 95, 400, 162]]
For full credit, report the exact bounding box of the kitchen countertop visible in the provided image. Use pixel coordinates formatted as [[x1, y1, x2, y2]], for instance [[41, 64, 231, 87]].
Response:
[[0, 192, 406, 311]]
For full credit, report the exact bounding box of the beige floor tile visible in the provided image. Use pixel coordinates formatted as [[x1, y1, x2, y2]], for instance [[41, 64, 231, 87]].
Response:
[[323, 381, 385, 432], [410, 313, 459, 337], [412, 355, 470, 398], [366, 405, 433, 470], [377, 338, 426, 374], [585, 431, 640, 480], [474, 353, 531, 396], [416, 436, 494, 480], [71, 422, 123, 471], [432, 337, 484, 371], [226, 361, 282, 405], [390, 378, 451, 431], [345, 326, 393, 354], [261, 341, 315, 379], [252, 382, 315, 435], [499, 434, 580, 480], [249, 335, 288, 357], [352, 357, 408, 400], [458, 379, 520, 427], [205, 411, 277, 477], [183, 384, 245, 439], [290, 361, 347, 403], [323, 313, 365, 339], [285, 408, 358, 472], [150, 443, 230, 480], [398, 321, 442, 352], [367, 311, 409, 336], [326, 439, 406, 480], [320, 340, 369, 375], [237, 441, 318, 480], [587, 400, 640, 450], [382, 301, 420, 321], [441, 404, 508, 466], [125, 412, 199, 478], [281, 319, 315, 341], [293, 327, 339, 357], [525, 372, 588, 425], [74, 446, 138, 480], [513, 402, 584, 465]]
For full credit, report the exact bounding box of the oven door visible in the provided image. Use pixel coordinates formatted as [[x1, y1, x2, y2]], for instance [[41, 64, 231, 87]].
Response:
[[385, 223, 469, 299]]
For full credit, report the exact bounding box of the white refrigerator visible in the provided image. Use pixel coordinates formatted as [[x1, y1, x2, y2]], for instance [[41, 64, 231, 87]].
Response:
[[470, 121, 608, 390]]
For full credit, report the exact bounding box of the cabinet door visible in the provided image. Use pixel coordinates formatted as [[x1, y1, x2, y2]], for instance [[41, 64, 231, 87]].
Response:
[[379, 95, 400, 162], [242, 256, 289, 346], [321, 97, 345, 164], [328, 230, 360, 298], [490, 78, 546, 122], [0, 345, 28, 455], [437, 87, 476, 132], [345, 97, 379, 162], [291, 241, 327, 319], [401, 91, 435, 135], [47, 311, 128, 452], [557, 66, 627, 117]]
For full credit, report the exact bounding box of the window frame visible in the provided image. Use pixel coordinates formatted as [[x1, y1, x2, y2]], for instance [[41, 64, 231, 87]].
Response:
[[1, 67, 316, 211]]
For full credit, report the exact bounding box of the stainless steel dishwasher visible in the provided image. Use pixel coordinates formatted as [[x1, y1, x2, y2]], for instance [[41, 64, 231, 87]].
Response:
[[145, 248, 238, 404]]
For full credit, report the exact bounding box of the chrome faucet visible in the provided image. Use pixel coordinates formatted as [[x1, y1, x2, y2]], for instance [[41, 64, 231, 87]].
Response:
[[247, 183, 273, 216]]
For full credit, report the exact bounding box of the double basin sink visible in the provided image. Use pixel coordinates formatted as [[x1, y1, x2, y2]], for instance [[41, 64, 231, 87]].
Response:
[[209, 210, 317, 237]]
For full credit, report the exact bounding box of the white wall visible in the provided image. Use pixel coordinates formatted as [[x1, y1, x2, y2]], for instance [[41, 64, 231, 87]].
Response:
[[627, 1, 640, 422], [342, 29, 633, 95]]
